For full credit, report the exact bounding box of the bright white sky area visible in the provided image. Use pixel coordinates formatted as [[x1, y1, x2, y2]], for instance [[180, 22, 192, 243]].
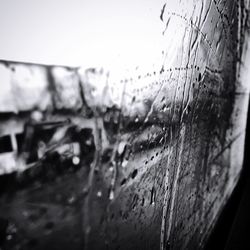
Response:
[[0, 0, 166, 72]]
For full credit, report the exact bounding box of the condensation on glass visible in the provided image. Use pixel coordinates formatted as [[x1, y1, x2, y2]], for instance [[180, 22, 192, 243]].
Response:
[[0, 0, 250, 250]]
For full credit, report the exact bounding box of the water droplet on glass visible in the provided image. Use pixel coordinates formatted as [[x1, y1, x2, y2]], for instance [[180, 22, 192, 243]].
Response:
[[118, 141, 126, 155], [72, 156, 80, 165], [68, 196, 76, 204], [122, 159, 128, 168], [97, 191, 102, 197], [109, 190, 114, 200], [6, 234, 13, 241]]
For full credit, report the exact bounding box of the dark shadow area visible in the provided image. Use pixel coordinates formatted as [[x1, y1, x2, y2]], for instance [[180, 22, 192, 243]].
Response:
[[204, 101, 250, 250]]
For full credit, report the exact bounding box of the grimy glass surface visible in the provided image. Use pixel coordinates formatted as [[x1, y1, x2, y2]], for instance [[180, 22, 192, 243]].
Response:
[[0, 0, 250, 249]]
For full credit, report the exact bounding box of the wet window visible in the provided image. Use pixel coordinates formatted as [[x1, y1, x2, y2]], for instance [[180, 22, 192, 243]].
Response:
[[0, 0, 250, 250]]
